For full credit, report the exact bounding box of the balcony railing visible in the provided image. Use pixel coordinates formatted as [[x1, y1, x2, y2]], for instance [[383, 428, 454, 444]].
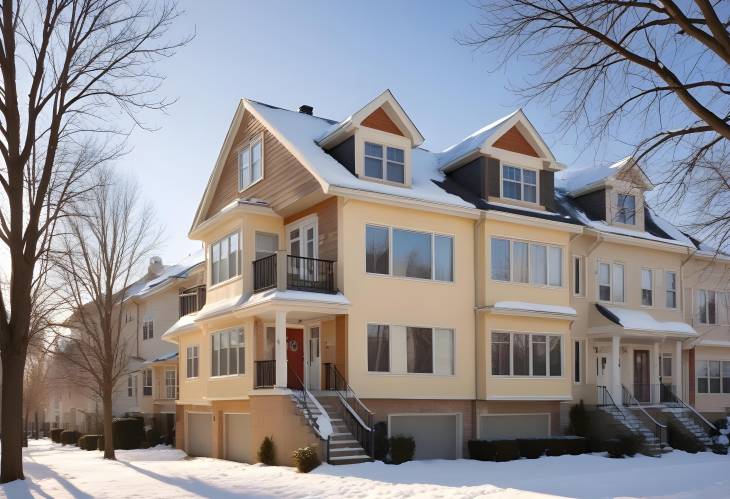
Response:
[[254, 360, 276, 388], [179, 285, 206, 317], [252, 253, 336, 294]]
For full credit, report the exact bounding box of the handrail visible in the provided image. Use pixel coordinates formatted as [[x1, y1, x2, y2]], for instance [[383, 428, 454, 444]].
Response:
[[660, 384, 717, 433], [324, 363, 374, 423], [287, 365, 327, 440], [324, 363, 374, 456], [622, 384, 667, 447]]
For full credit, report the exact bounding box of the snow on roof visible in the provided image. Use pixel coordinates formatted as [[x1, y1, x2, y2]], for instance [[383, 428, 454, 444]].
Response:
[[646, 208, 695, 247], [556, 156, 632, 195], [160, 313, 199, 342], [146, 351, 178, 364], [245, 100, 474, 210], [436, 110, 519, 169], [491, 301, 577, 317], [598, 304, 697, 336], [127, 249, 205, 299]]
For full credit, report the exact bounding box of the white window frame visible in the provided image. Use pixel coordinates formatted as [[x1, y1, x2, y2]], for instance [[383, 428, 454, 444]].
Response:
[[363, 141, 406, 184], [210, 231, 241, 286], [142, 319, 154, 341], [615, 193, 636, 225], [364, 224, 454, 283], [142, 368, 152, 397], [641, 268, 654, 307], [186, 345, 199, 379], [490, 237, 564, 288], [597, 260, 625, 303], [127, 375, 136, 398], [210, 328, 245, 378], [665, 271, 678, 309], [500, 164, 539, 204], [573, 339, 584, 384], [165, 368, 178, 400], [696, 359, 729, 394], [238, 133, 264, 191], [661, 353, 672, 378], [697, 289, 717, 324], [365, 323, 455, 376], [491, 331, 563, 378], [573, 256, 585, 297]]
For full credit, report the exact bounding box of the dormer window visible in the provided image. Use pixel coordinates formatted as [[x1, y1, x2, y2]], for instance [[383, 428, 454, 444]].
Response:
[[238, 135, 263, 191], [616, 194, 636, 225], [502, 165, 537, 203], [364, 142, 405, 184]]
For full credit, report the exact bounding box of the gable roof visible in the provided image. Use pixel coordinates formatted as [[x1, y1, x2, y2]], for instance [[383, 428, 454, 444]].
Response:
[[556, 156, 654, 197]]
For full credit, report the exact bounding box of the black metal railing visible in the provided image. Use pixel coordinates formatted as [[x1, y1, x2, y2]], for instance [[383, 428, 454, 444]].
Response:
[[287, 255, 335, 294], [596, 385, 620, 408], [658, 383, 717, 434], [254, 360, 276, 388], [253, 254, 277, 292], [287, 364, 330, 454], [622, 385, 667, 448], [627, 384, 677, 405], [324, 362, 374, 457], [179, 285, 206, 317]]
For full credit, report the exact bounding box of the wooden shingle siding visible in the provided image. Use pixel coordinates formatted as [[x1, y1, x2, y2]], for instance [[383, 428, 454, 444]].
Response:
[[361, 107, 405, 137], [284, 197, 338, 261], [493, 126, 539, 157], [205, 113, 322, 220]]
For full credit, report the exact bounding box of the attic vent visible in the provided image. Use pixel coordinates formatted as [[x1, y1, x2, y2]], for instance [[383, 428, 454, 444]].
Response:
[[298, 105, 313, 115]]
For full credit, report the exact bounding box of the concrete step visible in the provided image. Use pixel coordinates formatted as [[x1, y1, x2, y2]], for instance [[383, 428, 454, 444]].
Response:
[[329, 455, 373, 465], [329, 447, 367, 454]]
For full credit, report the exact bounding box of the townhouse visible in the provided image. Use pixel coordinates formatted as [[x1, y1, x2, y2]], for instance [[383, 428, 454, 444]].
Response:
[[162, 90, 730, 465]]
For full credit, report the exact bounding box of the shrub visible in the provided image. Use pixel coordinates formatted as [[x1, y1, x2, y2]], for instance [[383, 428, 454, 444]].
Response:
[[145, 428, 161, 447], [258, 436, 275, 465], [606, 433, 644, 458], [78, 434, 101, 451], [292, 446, 320, 473], [711, 442, 728, 455], [468, 439, 520, 462], [50, 428, 63, 443], [373, 422, 389, 461], [668, 422, 704, 453], [389, 435, 416, 464], [60, 430, 80, 446], [97, 435, 105, 451], [568, 401, 591, 437], [112, 417, 145, 450], [517, 438, 546, 459]]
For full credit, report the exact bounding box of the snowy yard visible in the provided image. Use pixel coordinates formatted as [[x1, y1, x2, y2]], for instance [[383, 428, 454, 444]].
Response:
[[1, 439, 729, 498]]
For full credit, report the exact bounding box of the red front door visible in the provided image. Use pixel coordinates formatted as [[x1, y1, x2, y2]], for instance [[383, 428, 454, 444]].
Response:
[[286, 328, 304, 389]]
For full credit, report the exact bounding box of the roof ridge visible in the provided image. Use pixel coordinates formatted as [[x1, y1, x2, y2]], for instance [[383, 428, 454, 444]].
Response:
[[242, 97, 338, 124]]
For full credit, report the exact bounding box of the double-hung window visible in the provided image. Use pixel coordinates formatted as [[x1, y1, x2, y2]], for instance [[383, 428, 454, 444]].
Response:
[[641, 269, 654, 306], [186, 345, 199, 378], [165, 368, 177, 400], [665, 271, 677, 308], [364, 142, 405, 184], [696, 360, 730, 394], [697, 289, 717, 324], [573, 256, 585, 296], [238, 136, 263, 190], [367, 325, 390, 372], [142, 319, 154, 340], [616, 194, 636, 225], [366, 324, 454, 375], [211, 328, 245, 377], [661, 354, 672, 378], [491, 237, 563, 287], [365, 225, 453, 282], [502, 165, 537, 203], [210, 232, 240, 285], [142, 369, 152, 396], [598, 262, 625, 302], [491, 331, 562, 377], [127, 375, 136, 398], [574, 340, 583, 383]]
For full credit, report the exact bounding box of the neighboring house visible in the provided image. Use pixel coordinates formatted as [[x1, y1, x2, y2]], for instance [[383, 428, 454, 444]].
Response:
[[162, 90, 729, 465], [46, 251, 205, 436]]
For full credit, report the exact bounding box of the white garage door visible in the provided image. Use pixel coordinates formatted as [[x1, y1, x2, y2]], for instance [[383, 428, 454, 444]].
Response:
[[389, 414, 460, 460], [479, 414, 550, 440], [224, 413, 251, 463], [187, 413, 212, 457]]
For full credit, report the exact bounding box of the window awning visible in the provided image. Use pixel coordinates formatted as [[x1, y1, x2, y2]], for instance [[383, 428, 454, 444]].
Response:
[[594, 304, 697, 337]]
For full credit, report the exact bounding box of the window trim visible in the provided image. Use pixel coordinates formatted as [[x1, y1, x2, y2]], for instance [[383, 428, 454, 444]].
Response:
[[237, 132, 264, 192], [490, 330, 564, 378], [186, 344, 199, 379], [490, 237, 564, 289], [210, 328, 245, 378], [665, 271, 678, 309], [142, 318, 154, 341], [696, 359, 729, 394], [500, 164, 540, 204], [615, 193, 637, 225], [573, 339, 584, 384], [597, 260, 626, 304], [362, 140, 407, 185], [573, 255, 585, 297], [641, 268, 654, 308], [209, 231, 241, 287], [696, 289, 718, 325], [142, 368, 152, 397], [364, 223, 455, 283]]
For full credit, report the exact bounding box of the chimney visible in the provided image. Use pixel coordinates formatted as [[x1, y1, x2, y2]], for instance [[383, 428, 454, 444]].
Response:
[[298, 105, 313, 115], [148, 256, 164, 277]]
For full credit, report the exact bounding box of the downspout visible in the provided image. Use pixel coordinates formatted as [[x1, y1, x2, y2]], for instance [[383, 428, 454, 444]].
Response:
[[473, 212, 486, 441], [135, 301, 141, 358]]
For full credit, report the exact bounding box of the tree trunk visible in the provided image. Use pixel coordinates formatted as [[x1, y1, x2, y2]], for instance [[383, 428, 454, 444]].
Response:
[[102, 384, 115, 460], [1, 348, 26, 482], [34, 412, 39, 440]]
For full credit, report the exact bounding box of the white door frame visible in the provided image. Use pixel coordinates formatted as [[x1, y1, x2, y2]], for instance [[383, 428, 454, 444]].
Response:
[[305, 324, 321, 390], [285, 214, 318, 259]]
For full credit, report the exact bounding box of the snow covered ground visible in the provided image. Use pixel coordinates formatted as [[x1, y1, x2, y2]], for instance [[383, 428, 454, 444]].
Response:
[[1, 439, 729, 498]]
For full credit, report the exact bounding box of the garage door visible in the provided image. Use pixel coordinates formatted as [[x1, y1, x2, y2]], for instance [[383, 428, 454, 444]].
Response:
[[224, 413, 251, 463], [479, 414, 550, 440], [187, 413, 212, 457], [389, 414, 460, 460]]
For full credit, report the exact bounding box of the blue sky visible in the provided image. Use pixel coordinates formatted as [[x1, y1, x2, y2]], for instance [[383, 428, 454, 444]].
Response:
[[121, 0, 628, 266]]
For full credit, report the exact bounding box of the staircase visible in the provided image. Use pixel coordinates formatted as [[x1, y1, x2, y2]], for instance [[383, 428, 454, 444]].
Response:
[[661, 407, 714, 448], [316, 395, 371, 465], [597, 403, 663, 456]]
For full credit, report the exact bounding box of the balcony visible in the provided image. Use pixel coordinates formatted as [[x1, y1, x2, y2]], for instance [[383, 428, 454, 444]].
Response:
[[252, 253, 336, 294], [179, 285, 206, 317]]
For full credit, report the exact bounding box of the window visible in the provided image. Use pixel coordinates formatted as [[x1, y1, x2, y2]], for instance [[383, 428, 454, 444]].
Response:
[[616, 194, 636, 225], [364, 142, 405, 183], [127, 375, 136, 398], [724, 361, 730, 394], [697, 289, 717, 324], [365, 225, 453, 282], [210, 232, 240, 285], [697, 360, 725, 394], [574, 340, 583, 383], [491, 237, 563, 287], [407, 327, 433, 374], [665, 271, 677, 308], [255, 232, 278, 260], [502, 165, 537, 203], [598, 262, 625, 302], [186, 345, 199, 379], [142, 319, 154, 340], [211, 329, 245, 377], [662, 354, 672, 378], [641, 269, 654, 306], [573, 256, 584, 296], [238, 136, 263, 190], [142, 369, 152, 397], [165, 369, 177, 399], [367, 324, 390, 372], [491, 331, 562, 377]]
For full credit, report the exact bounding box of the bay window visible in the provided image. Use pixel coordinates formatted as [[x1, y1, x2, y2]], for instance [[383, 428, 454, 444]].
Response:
[[210, 232, 240, 285], [364, 142, 405, 184], [502, 165, 537, 203], [211, 328, 245, 377], [491, 237, 563, 287], [491, 331, 562, 377], [697, 360, 725, 394]]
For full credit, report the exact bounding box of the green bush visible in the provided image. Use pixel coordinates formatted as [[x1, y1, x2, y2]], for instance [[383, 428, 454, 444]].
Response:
[[60, 430, 80, 446], [112, 418, 145, 450], [78, 434, 101, 451], [517, 438, 546, 459], [258, 436, 276, 465], [668, 422, 704, 453], [468, 439, 520, 462], [606, 433, 644, 458], [388, 435, 416, 464], [50, 428, 63, 443], [292, 446, 320, 473], [373, 422, 389, 461], [568, 401, 591, 437], [145, 428, 161, 447]]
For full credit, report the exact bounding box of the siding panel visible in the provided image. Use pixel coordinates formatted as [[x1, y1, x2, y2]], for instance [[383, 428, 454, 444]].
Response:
[[361, 107, 405, 136], [493, 126, 539, 157]]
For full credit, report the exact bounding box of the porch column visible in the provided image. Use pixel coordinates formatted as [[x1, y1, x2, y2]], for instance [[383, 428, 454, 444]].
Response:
[[275, 310, 287, 388], [652, 342, 661, 404], [674, 340, 683, 400], [611, 335, 622, 405]]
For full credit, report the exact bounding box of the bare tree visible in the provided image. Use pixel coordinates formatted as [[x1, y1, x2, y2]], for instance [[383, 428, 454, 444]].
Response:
[[464, 1, 730, 247], [54, 168, 157, 460], [0, 0, 186, 481]]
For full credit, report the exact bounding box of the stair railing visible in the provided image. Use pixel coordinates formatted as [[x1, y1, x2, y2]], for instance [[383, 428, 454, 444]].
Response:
[[323, 363, 374, 457], [287, 365, 327, 440], [622, 384, 667, 448], [659, 384, 717, 434]]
